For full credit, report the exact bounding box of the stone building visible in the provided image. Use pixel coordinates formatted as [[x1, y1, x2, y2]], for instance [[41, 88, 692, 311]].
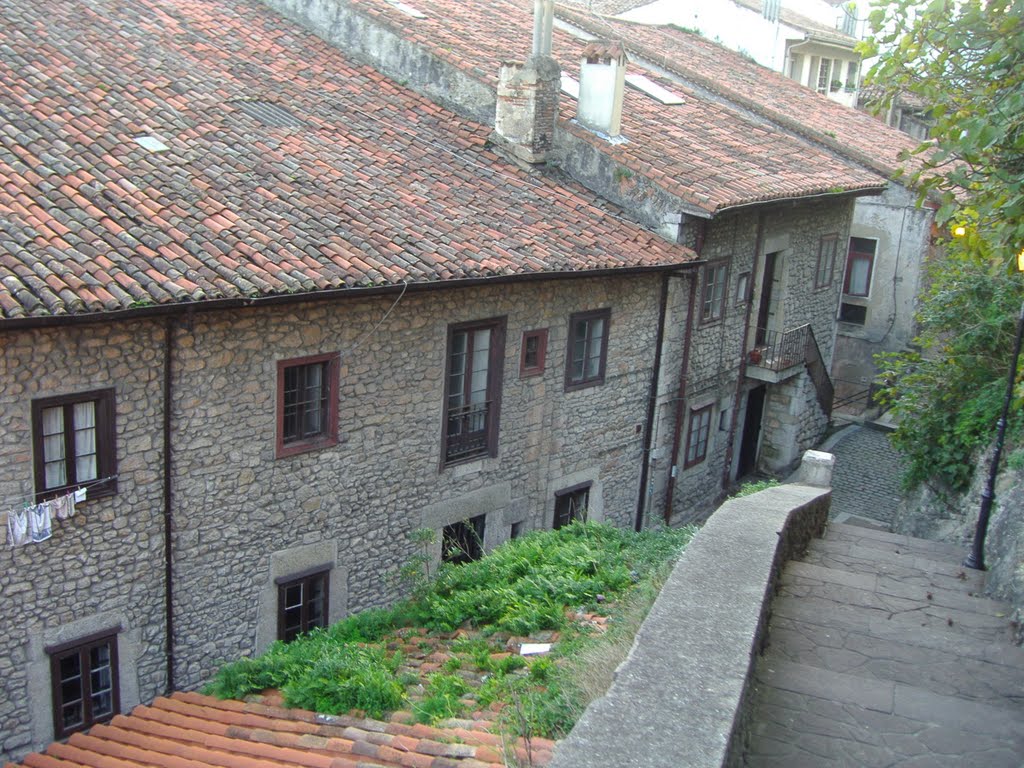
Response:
[[1, 0, 885, 761]]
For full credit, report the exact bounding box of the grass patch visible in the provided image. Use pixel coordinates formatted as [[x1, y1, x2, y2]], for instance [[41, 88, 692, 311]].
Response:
[[730, 478, 780, 498], [205, 521, 694, 738]]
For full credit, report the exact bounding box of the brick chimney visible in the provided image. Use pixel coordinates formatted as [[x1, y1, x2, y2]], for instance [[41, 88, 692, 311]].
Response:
[[577, 41, 627, 138], [492, 0, 560, 164]]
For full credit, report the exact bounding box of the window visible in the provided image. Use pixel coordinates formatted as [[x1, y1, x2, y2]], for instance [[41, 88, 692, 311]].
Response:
[[840, 302, 868, 325], [844, 237, 876, 297], [442, 515, 486, 564], [277, 568, 329, 642], [48, 631, 119, 739], [845, 60, 859, 91], [443, 318, 505, 464], [32, 389, 116, 502], [276, 353, 339, 458], [684, 405, 713, 468], [817, 58, 830, 92], [554, 483, 590, 529], [701, 263, 728, 323], [565, 309, 610, 391], [815, 235, 839, 289], [520, 329, 548, 377], [735, 272, 751, 305]]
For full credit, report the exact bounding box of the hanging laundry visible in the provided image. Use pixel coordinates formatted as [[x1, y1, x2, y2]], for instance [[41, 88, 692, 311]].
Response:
[[7, 508, 30, 548], [74, 487, 87, 503], [29, 502, 52, 543], [52, 493, 75, 520]]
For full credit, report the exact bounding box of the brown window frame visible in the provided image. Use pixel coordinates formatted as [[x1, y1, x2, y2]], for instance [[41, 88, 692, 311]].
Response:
[[32, 388, 117, 503], [843, 237, 877, 298], [684, 404, 713, 468], [441, 317, 506, 467], [700, 262, 728, 324], [442, 514, 487, 564], [554, 482, 591, 529], [565, 309, 611, 391], [276, 353, 339, 459], [520, 329, 549, 378], [276, 567, 330, 643], [48, 630, 120, 739], [815, 234, 839, 289]]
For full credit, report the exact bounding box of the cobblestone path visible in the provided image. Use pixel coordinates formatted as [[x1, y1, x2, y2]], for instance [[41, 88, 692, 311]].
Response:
[[743, 523, 1024, 767], [820, 425, 904, 529]]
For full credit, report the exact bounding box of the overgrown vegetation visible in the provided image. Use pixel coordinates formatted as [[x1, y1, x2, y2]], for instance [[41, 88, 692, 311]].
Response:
[[730, 478, 780, 498], [204, 522, 693, 739], [862, 0, 1024, 490]]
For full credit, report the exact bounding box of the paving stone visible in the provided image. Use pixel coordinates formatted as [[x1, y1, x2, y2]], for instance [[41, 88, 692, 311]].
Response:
[[824, 426, 904, 528], [744, 528, 1024, 767]]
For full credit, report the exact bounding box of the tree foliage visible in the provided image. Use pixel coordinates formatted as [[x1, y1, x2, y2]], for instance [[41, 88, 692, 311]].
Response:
[[863, 0, 1024, 258], [865, 1, 1024, 489]]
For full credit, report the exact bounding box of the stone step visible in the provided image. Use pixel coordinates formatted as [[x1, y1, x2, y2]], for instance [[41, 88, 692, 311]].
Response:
[[746, 660, 1024, 767], [763, 621, 1024, 710], [781, 561, 1012, 619], [800, 539, 986, 595], [824, 522, 966, 561]]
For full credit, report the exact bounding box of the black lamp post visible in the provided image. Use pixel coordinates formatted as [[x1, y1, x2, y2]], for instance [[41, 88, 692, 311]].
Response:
[[964, 295, 1024, 571]]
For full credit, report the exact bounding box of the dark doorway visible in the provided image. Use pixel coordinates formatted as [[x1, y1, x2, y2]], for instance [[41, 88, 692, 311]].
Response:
[[738, 386, 766, 478], [755, 252, 778, 346], [442, 514, 486, 564]]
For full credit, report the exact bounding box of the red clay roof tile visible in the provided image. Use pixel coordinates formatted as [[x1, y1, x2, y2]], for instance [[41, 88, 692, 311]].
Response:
[[0, 0, 696, 321]]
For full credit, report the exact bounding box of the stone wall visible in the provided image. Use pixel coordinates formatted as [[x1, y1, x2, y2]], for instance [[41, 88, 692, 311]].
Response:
[[0, 273, 664, 761], [0, 321, 168, 760]]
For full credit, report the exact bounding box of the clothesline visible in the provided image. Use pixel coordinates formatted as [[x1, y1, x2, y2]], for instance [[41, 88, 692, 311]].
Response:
[[0, 474, 119, 511]]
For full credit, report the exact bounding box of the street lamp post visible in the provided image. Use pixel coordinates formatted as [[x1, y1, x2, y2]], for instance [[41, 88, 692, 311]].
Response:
[[964, 296, 1024, 571]]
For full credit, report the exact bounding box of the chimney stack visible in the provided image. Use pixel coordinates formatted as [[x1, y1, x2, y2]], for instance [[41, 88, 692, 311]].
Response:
[[493, 0, 560, 164], [577, 41, 627, 138]]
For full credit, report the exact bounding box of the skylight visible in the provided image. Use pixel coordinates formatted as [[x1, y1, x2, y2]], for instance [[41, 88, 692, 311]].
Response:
[[625, 74, 684, 105], [133, 135, 170, 152], [383, 0, 426, 18], [561, 73, 580, 99]]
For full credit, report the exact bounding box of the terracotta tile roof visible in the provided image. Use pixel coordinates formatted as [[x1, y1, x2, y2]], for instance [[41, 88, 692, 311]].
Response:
[[554, 8, 926, 181], [342, 0, 886, 214], [3, 692, 553, 768], [0, 0, 696, 321]]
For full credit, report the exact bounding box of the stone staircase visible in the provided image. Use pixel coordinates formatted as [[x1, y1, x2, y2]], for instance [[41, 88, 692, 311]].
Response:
[[744, 522, 1024, 767]]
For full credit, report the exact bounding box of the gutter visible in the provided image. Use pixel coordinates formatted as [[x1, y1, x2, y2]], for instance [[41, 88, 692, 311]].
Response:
[[662, 270, 699, 522], [0, 262, 695, 331], [713, 185, 885, 216]]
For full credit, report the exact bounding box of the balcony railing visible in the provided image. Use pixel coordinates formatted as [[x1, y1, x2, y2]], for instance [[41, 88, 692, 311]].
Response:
[[444, 400, 491, 462], [749, 325, 834, 416]]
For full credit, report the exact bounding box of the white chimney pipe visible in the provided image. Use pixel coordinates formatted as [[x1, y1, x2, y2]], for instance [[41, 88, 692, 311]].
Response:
[[532, 0, 554, 55], [577, 41, 628, 137]]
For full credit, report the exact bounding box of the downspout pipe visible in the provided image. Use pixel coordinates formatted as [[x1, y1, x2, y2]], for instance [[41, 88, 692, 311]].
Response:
[[662, 272, 698, 522], [162, 317, 176, 693], [721, 211, 766, 486], [635, 271, 673, 531]]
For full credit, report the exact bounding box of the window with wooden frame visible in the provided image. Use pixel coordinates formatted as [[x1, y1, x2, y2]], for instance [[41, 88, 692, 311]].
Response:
[[520, 329, 548, 377], [277, 568, 330, 643], [844, 237, 877, 297], [565, 309, 610, 391], [815, 235, 839, 289], [48, 630, 120, 739], [684, 405, 713, 468], [32, 388, 117, 502], [276, 353, 339, 458], [701, 263, 728, 323], [735, 272, 751, 306], [443, 318, 506, 466], [554, 483, 591, 529]]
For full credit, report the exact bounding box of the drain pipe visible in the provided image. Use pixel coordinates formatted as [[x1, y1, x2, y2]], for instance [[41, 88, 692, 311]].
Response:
[[635, 271, 673, 531], [662, 272, 698, 522], [721, 211, 766, 486], [162, 317, 176, 693]]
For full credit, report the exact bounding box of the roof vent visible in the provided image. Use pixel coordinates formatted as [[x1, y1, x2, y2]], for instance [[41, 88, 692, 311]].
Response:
[[133, 135, 170, 152], [577, 41, 628, 137], [232, 100, 305, 128]]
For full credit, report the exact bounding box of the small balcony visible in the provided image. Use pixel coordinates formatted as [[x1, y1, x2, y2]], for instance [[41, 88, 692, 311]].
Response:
[[747, 325, 834, 416], [444, 400, 492, 463]]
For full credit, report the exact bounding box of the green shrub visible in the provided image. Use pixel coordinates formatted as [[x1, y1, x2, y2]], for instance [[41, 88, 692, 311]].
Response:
[[280, 645, 404, 719], [412, 673, 470, 724]]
